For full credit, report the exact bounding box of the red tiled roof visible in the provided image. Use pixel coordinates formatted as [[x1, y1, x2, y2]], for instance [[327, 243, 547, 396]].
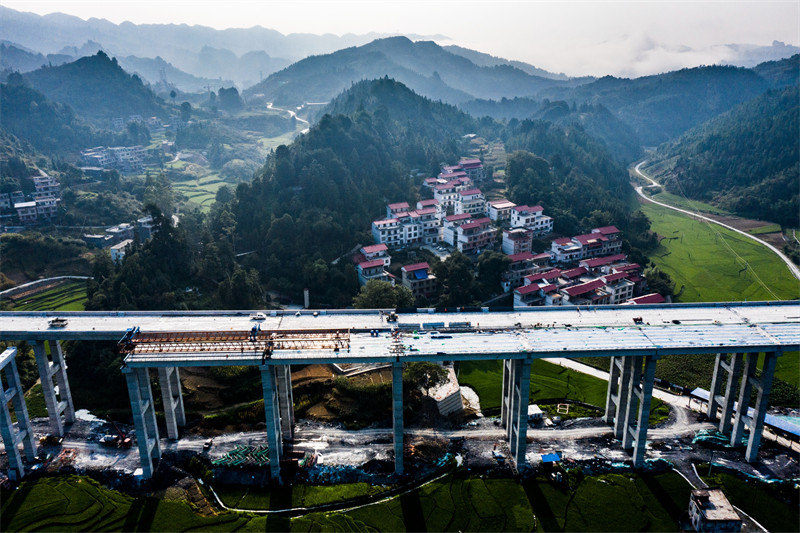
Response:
[[459, 188, 482, 196], [526, 269, 561, 282], [563, 279, 606, 297], [532, 252, 552, 261], [573, 233, 607, 245], [562, 267, 588, 279], [460, 218, 492, 230], [580, 254, 627, 268], [388, 202, 409, 210], [358, 259, 385, 269], [445, 213, 472, 222], [459, 158, 482, 166], [540, 284, 558, 294], [418, 199, 439, 206], [361, 243, 388, 254], [514, 204, 544, 213], [613, 263, 642, 272], [629, 293, 666, 304], [443, 165, 463, 172], [603, 272, 629, 283], [627, 275, 643, 283], [553, 237, 573, 245], [593, 225, 621, 235], [515, 284, 541, 295], [414, 207, 437, 215], [439, 171, 468, 180], [508, 252, 535, 262], [424, 177, 440, 184], [402, 262, 430, 272], [373, 218, 398, 226]]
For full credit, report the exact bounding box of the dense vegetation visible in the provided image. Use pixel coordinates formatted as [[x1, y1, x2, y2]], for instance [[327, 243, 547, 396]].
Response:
[[245, 36, 573, 107], [643, 86, 799, 227], [460, 98, 642, 162], [540, 64, 772, 145], [23, 51, 165, 123]]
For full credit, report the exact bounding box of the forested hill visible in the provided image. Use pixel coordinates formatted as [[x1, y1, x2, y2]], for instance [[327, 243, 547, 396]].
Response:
[[752, 54, 799, 88], [244, 36, 572, 107], [537, 64, 770, 146], [23, 51, 165, 123], [643, 86, 799, 227], [460, 98, 642, 163]]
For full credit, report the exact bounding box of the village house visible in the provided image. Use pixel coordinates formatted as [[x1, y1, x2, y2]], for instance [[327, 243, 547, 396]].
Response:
[[357, 259, 393, 286], [510, 205, 553, 236], [500, 252, 551, 292], [454, 188, 486, 217], [401, 262, 438, 300], [502, 227, 533, 255], [487, 199, 516, 223], [454, 217, 497, 254]]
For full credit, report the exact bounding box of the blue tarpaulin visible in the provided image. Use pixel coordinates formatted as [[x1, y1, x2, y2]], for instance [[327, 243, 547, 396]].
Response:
[[541, 453, 561, 463]]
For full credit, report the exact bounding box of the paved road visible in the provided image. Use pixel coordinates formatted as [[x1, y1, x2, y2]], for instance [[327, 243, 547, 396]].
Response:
[[634, 160, 800, 281]]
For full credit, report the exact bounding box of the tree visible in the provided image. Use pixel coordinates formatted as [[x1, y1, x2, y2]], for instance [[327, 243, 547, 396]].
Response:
[[434, 252, 476, 307], [353, 280, 413, 309], [180, 101, 192, 123], [404, 362, 449, 395], [476, 251, 510, 298], [644, 266, 675, 297]]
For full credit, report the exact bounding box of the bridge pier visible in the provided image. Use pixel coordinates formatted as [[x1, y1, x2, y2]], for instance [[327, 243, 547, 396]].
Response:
[[731, 353, 758, 446], [33, 340, 75, 436], [604, 354, 658, 468], [276, 365, 294, 441], [260, 365, 283, 482], [745, 352, 777, 462], [157, 367, 185, 440], [718, 354, 744, 435], [506, 358, 531, 468], [501, 359, 511, 428], [0, 348, 36, 480], [123, 367, 161, 479], [392, 361, 404, 474]]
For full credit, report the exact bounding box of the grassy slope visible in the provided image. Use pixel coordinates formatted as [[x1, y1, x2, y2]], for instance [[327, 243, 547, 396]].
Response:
[[642, 202, 800, 388], [8, 281, 87, 311], [458, 359, 669, 424], [1, 472, 691, 532], [214, 482, 390, 510]]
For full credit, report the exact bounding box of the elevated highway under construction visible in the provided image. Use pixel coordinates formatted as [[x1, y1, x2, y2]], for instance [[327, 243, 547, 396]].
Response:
[[0, 301, 799, 481]]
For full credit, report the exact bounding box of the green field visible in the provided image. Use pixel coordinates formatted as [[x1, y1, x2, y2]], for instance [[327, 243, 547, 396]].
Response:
[[642, 202, 799, 302], [457, 359, 669, 423], [214, 482, 390, 510], [649, 190, 730, 216], [1, 471, 691, 532], [698, 468, 799, 533], [172, 173, 233, 212], [7, 281, 87, 311]]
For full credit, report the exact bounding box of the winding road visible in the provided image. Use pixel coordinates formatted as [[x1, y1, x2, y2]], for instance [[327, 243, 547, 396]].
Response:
[[633, 160, 800, 281]]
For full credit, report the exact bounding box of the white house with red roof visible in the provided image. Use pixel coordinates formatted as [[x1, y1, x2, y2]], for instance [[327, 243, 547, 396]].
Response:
[[433, 176, 473, 210], [455, 217, 497, 254], [401, 262, 438, 300], [441, 213, 473, 246], [359, 243, 391, 267], [502, 227, 533, 255], [455, 188, 486, 217], [501, 252, 551, 292], [416, 198, 443, 221], [551, 226, 624, 264], [510, 205, 553, 236], [601, 272, 636, 304], [386, 202, 410, 218], [458, 158, 486, 183], [487, 199, 516, 223], [356, 259, 393, 286]]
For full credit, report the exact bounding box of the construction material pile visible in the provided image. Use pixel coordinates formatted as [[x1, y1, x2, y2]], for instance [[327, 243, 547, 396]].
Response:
[[211, 445, 270, 468]]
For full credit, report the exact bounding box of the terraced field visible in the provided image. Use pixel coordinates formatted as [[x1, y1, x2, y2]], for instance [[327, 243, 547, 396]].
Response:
[[6, 281, 87, 311], [1, 471, 691, 531], [172, 173, 233, 212]]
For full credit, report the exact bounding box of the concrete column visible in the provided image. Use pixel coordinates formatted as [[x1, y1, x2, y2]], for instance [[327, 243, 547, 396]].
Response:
[[745, 352, 778, 463], [622, 356, 644, 450], [33, 340, 64, 436], [0, 348, 37, 480], [157, 367, 184, 440], [632, 355, 658, 468], [719, 354, 743, 436], [276, 365, 295, 441], [731, 353, 758, 446], [124, 367, 160, 478], [501, 359, 512, 428], [614, 356, 634, 439], [48, 341, 75, 424], [509, 359, 531, 467], [707, 353, 724, 420], [260, 365, 282, 481], [507, 358, 520, 442], [603, 356, 621, 424], [392, 361, 404, 474]]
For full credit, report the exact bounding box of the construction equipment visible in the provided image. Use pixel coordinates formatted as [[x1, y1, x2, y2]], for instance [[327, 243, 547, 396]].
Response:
[[48, 317, 68, 328], [100, 422, 132, 449]]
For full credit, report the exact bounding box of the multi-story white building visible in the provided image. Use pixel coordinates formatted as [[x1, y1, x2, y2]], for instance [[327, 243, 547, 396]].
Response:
[[433, 176, 473, 211], [0, 193, 11, 211], [501, 252, 551, 292], [386, 202, 410, 218], [32, 172, 60, 200], [416, 199, 443, 221], [602, 272, 635, 304], [14, 201, 37, 225], [357, 259, 393, 286], [372, 207, 442, 249], [688, 489, 742, 533], [502, 228, 533, 255], [35, 197, 58, 220], [551, 226, 623, 264], [487, 199, 516, 224], [110, 239, 133, 262], [81, 146, 146, 172], [360, 243, 391, 267], [455, 217, 497, 254], [579, 253, 628, 274], [510, 205, 553, 236], [440, 214, 472, 246], [457, 158, 486, 184], [455, 188, 486, 217]]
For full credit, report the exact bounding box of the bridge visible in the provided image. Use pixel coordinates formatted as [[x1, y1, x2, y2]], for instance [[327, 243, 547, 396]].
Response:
[[1, 301, 798, 481]]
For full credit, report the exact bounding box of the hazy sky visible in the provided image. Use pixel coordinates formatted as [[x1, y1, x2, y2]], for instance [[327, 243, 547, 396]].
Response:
[[6, 1, 799, 76]]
